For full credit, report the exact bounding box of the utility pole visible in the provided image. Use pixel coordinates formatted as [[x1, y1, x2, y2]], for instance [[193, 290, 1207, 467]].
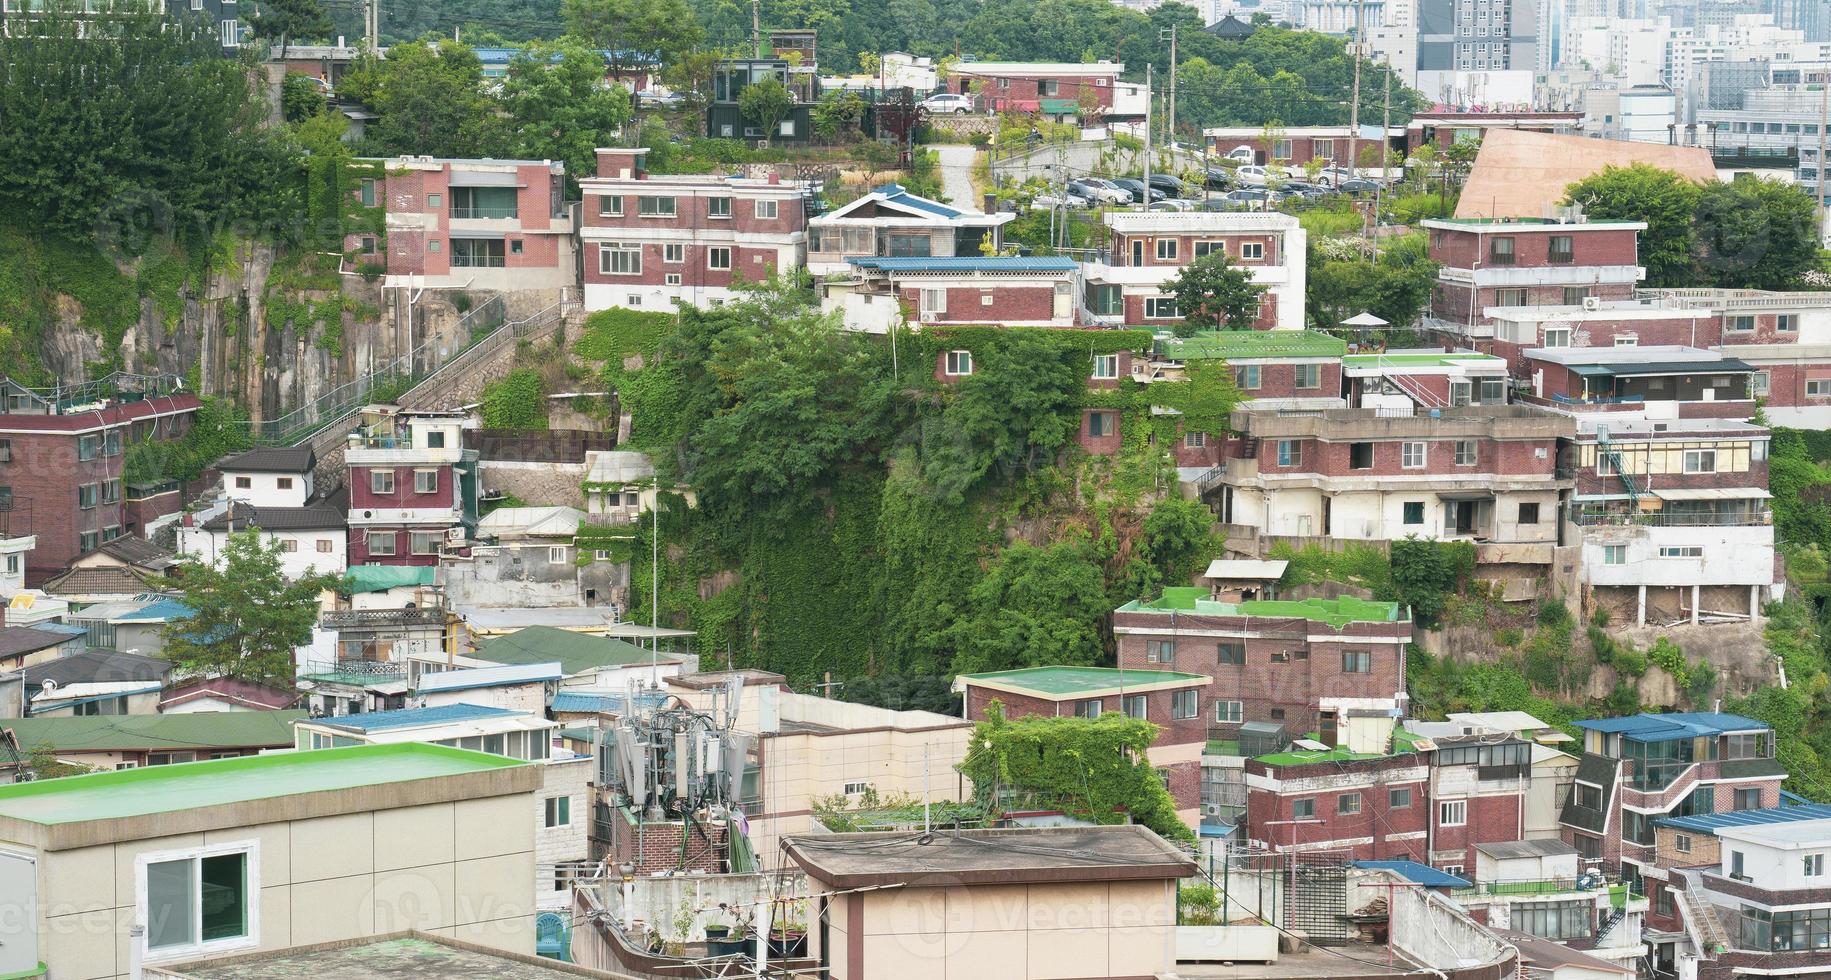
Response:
[[1347, 0, 1366, 180], [1818, 67, 1828, 224], [1160, 25, 1179, 148], [1372, 58, 1391, 259], [363, 0, 379, 54], [750, 0, 762, 58], [1143, 65, 1153, 207]]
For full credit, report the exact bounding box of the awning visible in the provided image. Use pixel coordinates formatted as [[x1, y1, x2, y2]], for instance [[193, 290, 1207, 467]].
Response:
[[1039, 99, 1079, 115], [446, 171, 525, 187], [1437, 491, 1495, 501], [1652, 487, 1773, 501]]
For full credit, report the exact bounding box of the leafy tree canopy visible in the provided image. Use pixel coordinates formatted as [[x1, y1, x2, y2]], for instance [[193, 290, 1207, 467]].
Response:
[[1168, 251, 1265, 335], [1563, 164, 1704, 288], [949, 541, 1111, 674], [155, 530, 340, 684]]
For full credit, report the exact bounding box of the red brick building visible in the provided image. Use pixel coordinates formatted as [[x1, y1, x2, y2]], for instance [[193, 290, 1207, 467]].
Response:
[[1204, 125, 1405, 166], [1088, 212, 1307, 330], [945, 61, 1125, 113], [1111, 587, 1412, 737], [1487, 301, 1720, 375], [1243, 725, 1431, 860], [579, 147, 810, 312], [1423, 218, 1646, 344], [1405, 110, 1585, 153], [0, 375, 199, 582], [344, 409, 477, 566], [822, 256, 1081, 333], [953, 665, 1212, 831], [346, 156, 576, 293]]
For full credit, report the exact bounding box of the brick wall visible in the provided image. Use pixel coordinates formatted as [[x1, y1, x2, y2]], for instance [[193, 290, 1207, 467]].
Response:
[[1433, 282, 1637, 326], [1231, 361, 1341, 400], [1265, 435, 1560, 480], [1244, 755, 1430, 860], [894, 283, 1060, 324], [1428, 226, 1640, 271], [1077, 407, 1124, 455]]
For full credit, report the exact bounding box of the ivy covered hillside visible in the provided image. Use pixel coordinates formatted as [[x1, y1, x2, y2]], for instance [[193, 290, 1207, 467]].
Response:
[[570, 284, 1240, 690]]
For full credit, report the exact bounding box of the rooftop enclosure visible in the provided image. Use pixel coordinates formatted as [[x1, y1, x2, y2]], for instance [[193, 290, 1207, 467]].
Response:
[[1116, 587, 1407, 626]]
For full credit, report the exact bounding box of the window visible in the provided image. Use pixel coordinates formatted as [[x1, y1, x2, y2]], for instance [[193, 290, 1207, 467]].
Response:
[[1730, 849, 1748, 880], [1087, 284, 1123, 316], [1402, 442, 1426, 468], [409, 531, 442, 556], [945, 350, 972, 376], [1575, 783, 1602, 810], [1518, 502, 1540, 524], [1488, 236, 1515, 265], [316, 539, 334, 553], [370, 470, 395, 494], [1735, 787, 1762, 810], [599, 243, 641, 275], [1675, 833, 1692, 853], [1039, 79, 1059, 96], [545, 546, 568, 565], [278, 539, 298, 554], [1389, 787, 1412, 808], [1439, 800, 1467, 826], [79, 434, 99, 461], [1236, 365, 1261, 389], [1659, 546, 1703, 558], [1603, 544, 1626, 565], [1292, 798, 1315, 819], [707, 246, 732, 270], [886, 233, 932, 257], [78, 483, 98, 510], [1184, 431, 1207, 449], [544, 796, 572, 828], [1547, 235, 1573, 264], [428, 240, 441, 253], [450, 186, 516, 219], [1403, 501, 1424, 525], [1156, 239, 1179, 261], [360, 179, 377, 207], [1215, 700, 1243, 723], [1338, 793, 1362, 815], [1092, 354, 1119, 379], [1239, 242, 1264, 260], [141, 845, 253, 956], [1145, 639, 1176, 664], [917, 288, 949, 315], [98, 480, 120, 505], [1172, 689, 1198, 720], [1780, 314, 1799, 332], [104, 429, 121, 456], [413, 469, 438, 494], [1684, 449, 1717, 474], [1807, 853, 1825, 877], [1809, 379, 1831, 398], [1727, 314, 1755, 333], [638, 196, 677, 217], [598, 195, 623, 217], [75, 695, 126, 716], [755, 199, 778, 219], [1217, 642, 1246, 666], [1313, 139, 1335, 160], [1294, 363, 1321, 389], [1563, 286, 1590, 305], [1454, 440, 1476, 466], [1145, 297, 1179, 319], [1341, 650, 1371, 674], [366, 532, 397, 556], [79, 531, 99, 553], [1194, 241, 1225, 258], [0, 439, 9, 462], [1514, 899, 1592, 941], [448, 237, 507, 268], [842, 781, 870, 796], [1276, 439, 1301, 467], [1074, 699, 1102, 718], [1087, 411, 1116, 438], [1575, 833, 1601, 860], [1544, 326, 1572, 348], [1494, 287, 1528, 306], [662, 243, 684, 264]]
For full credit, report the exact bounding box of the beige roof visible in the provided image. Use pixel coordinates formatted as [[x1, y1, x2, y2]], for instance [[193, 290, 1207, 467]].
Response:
[[1455, 129, 1718, 220]]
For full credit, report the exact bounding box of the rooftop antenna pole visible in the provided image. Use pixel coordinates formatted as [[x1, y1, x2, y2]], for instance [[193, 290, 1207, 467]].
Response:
[[651, 493, 659, 685]]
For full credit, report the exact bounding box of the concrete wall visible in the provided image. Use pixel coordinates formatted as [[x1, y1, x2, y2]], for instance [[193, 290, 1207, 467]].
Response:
[[27, 792, 538, 979], [477, 460, 588, 510], [535, 757, 592, 910]]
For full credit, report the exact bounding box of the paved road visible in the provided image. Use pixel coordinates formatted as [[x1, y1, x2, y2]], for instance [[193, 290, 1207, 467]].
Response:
[[932, 144, 980, 209]]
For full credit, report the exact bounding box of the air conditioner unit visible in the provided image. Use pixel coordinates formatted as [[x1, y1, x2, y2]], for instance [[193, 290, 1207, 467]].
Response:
[[919, 311, 939, 323], [1583, 296, 1602, 312], [445, 526, 466, 543]]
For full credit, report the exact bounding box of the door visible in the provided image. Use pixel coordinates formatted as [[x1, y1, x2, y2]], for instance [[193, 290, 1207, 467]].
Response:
[[0, 849, 37, 976], [1321, 496, 1332, 536], [1053, 282, 1073, 320], [1456, 501, 1477, 535], [1131, 239, 1144, 266]]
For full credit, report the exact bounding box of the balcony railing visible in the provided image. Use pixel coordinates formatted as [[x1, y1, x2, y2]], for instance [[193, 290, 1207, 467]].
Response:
[[451, 206, 519, 219], [322, 608, 448, 629], [1572, 510, 1772, 528], [299, 658, 407, 682]]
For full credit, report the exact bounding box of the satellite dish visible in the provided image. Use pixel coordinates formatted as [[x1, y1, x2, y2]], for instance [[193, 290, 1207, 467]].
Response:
[[39, 679, 57, 693]]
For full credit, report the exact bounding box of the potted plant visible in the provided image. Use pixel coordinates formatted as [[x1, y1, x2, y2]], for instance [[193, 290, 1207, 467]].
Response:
[[769, 909, 808, 959]]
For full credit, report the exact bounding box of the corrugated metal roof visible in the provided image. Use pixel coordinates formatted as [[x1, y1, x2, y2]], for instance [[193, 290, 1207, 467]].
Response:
[[111, 598, 194, 623], [846, 256, 1079, 273], [1475, 838, 1579, 860], [1657, 802, 1831, 833], [416, 662, 562, 693], [1351, 860, 1471, 888], [1574, 711, 1768, 740], [323, 703, 525, 732], [871, 183, 962, 218]]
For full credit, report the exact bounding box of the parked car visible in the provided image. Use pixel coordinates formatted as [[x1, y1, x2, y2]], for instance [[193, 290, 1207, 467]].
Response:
[[1031, 191, 1088, 210], [922, 93, 974, 114], [1112, 178, 1166, 203], [1068, 177, 1132, 204], [1205, 189, 1272, 210], [1147, 198, 1198, 212], [1203, 167, 1235, 190], [1335, 178, 1383, 194], [1281, 181, 1328, 198], [1223, 145, 1256, 163], [637, 89, 686, 108], [1062, 183, 1102, 205], [1147, 174, 1189, 197], [1234, 165, 1272, 186]]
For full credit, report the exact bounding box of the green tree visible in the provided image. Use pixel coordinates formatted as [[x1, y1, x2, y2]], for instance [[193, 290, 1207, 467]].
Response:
[[500, 41, 633, 190], [1167, 251, 1266, 336], [949, 541, 1110, 675], [959, 702, 1196, 844], [738, 78, 793, 141], [245, 0, 333, 61], [482, 369, 549, 429], [1563, 164, 1705, 287], [1443, 136, 1481, 186], [281, 73, 329, 123], [562, 0, 704, 84], [347, 40, 505, 159], [27, 746, 91, 780], [812, 90, 867, 142], [1307, 232, 1439, 330], [1694, 177, 1822, 290], [156, 530, 339, 683], [919, 330, 1085, 503]]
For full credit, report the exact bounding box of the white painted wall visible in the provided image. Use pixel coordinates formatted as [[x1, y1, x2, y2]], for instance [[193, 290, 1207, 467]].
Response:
[[178, 526, 347, 580], [222, 469, 312, 508], [1581, 523, 1775, 587]]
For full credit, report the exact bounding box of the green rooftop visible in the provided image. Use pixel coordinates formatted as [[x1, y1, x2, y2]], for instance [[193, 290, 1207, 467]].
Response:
[[5, 710, 307, 753], [1155, 330, 1347, 361], [0, 743, 523, 825], [1253, 725, 1419, 766], [341, 563, 436, 594], [1341, 352, 1506, 369], [958, 665, 1210, 698], [473, 625, 667, 676], [1116, 587, 1405, 627]]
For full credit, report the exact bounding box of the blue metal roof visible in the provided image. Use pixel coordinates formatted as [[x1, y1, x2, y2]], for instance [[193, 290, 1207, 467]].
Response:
[[550, 691, 666, 715], [1351, 860, 1471, 889], [846, 256, 1079, 273], [325, 703, 525, 732], [1657, 803, 1831, 833], [872, 183, 963, 218], [111, 598, 193, 623], [1574, 711, 1768, 741]]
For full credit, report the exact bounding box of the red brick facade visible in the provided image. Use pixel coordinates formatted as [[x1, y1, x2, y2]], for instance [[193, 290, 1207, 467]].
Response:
[[345, 159, 570, 282], [1245, 754, 1430, 860], [948, 66, 1121, 111]]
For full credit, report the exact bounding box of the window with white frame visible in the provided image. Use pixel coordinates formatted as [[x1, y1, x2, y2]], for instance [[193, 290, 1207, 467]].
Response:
[[1276, 439, 1302, 467], [1145, 297, 1179, 319], [944, 350, 973, 376], [1156, 239, 1179, 261], [920, 289, 947, 314], [1215, 700, 1243, 723], [1172, 689, 1198, 720], [1454, 440, 1476, 465], [1184, 431, 1206, 449], [409, 531, 442, 556], [1235, 364, 1261, 389], [639, 196, 677, 217], [1683, 449, 1718, 473], [842, 781, 870, 796], [707, 246, 732, 270], [548, 546, 569, 564], [1074, 698, 1102, 718], [1779, 314, 1799, 332], [370, 470, 395, 494], [1294, 363, 1321, 389], [1402, 442, 1426, 468], [1727, 314, 1755, 332], [139, 842, 256, 959], [367, 532, 397, 556], [1439, 800, 1467, 826], [545, 796, 571, 828], [1145, 639, 1176, 663], [1338, 792, 1362, 815], [1614, 335, 1638, 348], [755, 199, 778, 219], [1754, 371, 1771, 397], [1194, 240, 1225, 258], [1092, 353, 1119, 379], [1240, 242, 1264, 260], [1658, 546, 1703, 558], [413, 469, 438, 493], [1292, 797, 1315, 818], [1603, 544, 1626, 565], [663, 243, 684, 263], [1806, 853, 1825, 877], [1810, 379, 1831, 397], [599, 243, 641, 275], [1544, 326, 1572, 348], [598, 195, 623, 217]]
